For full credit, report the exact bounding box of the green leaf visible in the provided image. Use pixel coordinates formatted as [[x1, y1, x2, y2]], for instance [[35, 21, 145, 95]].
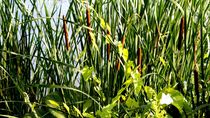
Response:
[[158, 88, 191, 114], [117, 88, 126, 95], [204, 53, 208, 59], [63, 103, 70, 114], [96, 103, 116, 118], [132, 71, 142, 95], [118, 43, 123, 56], [125, 97, 139, 108], [123, 77, 133, 87], [122, 49, 128, 62], [82, 66, 94, 81], [83, 99, 92, 112], [144, 86, 157, 100], [73, 106, 83, 118], [46, 100, 60, 108], [82, 112, 94, 118], [125, 61, 134, 77], [94, 86, 106, 101], [159, 57, 166, 66], [100, 17, 106, 30], [49, 109, 65, 118], [93, 75, 101, 85], [99, 17, 111, 33], [89, 32, 99, 52]]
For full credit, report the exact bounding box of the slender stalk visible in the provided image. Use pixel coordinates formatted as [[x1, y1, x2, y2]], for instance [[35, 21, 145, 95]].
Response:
[[107, 30, 111, 61], [193, 37, 199, 106], [86, 2, 91, 44], [137, 47, 143, 74], [155, 26, 160, 49]]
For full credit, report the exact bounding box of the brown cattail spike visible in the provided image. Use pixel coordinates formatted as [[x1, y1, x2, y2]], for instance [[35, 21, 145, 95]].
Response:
[[137, 47, 143, 74], [63, 15, 70, 51], [178, 17, 185, 50], [121, 35, 125, 47], [86, 3, 91, 43], [116, 59, 120, 71]]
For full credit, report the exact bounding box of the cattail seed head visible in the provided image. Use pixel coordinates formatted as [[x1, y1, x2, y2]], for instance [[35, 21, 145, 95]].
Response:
[[178, 17, 185, 50], [63, 15, 70, 51]]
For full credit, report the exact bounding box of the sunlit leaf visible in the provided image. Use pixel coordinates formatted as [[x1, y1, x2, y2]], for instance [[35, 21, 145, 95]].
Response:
[[89, 32, 99, 52], [82, 112, 94, 118], [100, 17, 106, 30], [122, 48, 128, 62], [73, 106, 83, 117], [144, 86, 157, 100], [47, 100, 60, 108], [49, 109, 65, 118], [132, 70, 142, 95], [123, 78, 133, 87], [96, 103, 116, 118], [204, 53, 208, 59], [82, 66, 94, 81], [63, 103, 70, 114], [118, 43, 123, 56], [159, 57, 166, 66]]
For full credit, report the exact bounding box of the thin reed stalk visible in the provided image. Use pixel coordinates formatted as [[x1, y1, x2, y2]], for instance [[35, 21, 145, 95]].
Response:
[[193, 37, 199, 106], [107, 30, 111, 61], [137, 47, 143, 74]]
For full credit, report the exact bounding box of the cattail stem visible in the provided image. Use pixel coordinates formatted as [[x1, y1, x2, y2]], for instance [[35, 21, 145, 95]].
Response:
[[63, 15, 70, 51], [178, 17, 184, 50], [155, 26, 160, 49], [194, 33, 199, 106], [137, 47, 142, 74], [107, 30, 111, 61]]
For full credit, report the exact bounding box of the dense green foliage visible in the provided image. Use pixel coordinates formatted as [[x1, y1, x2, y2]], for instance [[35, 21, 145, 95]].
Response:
[[0, 0, 209, 117]]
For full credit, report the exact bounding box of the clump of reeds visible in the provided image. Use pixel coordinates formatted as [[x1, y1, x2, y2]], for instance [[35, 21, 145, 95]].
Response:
[[1, 0, 209, 117]]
